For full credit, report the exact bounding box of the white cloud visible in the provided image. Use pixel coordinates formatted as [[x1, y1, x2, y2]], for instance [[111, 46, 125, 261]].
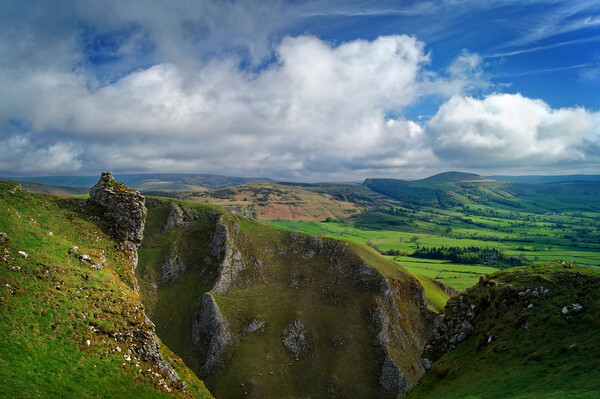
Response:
[[1, 33, 444, 179], [426, 93, 600, 169], [0, 134, 82, 174]]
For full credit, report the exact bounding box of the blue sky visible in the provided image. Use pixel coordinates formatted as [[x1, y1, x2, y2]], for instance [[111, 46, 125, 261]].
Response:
[[1, 0, 599, 180]]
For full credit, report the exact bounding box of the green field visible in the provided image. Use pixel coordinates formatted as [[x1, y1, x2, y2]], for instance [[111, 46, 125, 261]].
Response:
[[265, 214, 600, 291]]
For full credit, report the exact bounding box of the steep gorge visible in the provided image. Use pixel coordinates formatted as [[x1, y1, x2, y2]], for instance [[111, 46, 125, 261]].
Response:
[[137, 199, 439, 398]]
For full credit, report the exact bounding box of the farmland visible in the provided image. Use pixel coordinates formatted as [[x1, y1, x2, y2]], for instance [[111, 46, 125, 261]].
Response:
[[265, 199, 600, 291]]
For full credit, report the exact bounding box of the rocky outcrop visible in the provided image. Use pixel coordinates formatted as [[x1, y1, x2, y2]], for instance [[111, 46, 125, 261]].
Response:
[[281, 318, 311, 359], [422, 274, 551, 367], [87, 173, 186, 392], [163, 202, 196, 232], [370, 269, 433, 398], [161, 244, 186, 283], [380, 354, 411, 398], [191, 293, 233, 375], [88, 172, 146, 245], [209, 216, 245, 295], [136, 317, 187, 392]]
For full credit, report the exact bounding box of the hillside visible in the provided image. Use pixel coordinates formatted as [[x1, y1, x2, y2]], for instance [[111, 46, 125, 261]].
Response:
[[407, 262, 600, 398], [0, 179, 212, 398], [7, 173, 271, 192], [159, 182, 364, 221], [490, 175, 600, 184], [136, 198, 450, 398]]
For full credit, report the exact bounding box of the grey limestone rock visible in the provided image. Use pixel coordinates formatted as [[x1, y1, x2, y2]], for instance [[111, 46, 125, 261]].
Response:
[[87, 172, 147, 246], [163, 202, 196, 232], [380, 353, 412, 398], [281, 318, 311, 358], [161, 244, 186, 283], [192, 293, 233, 375], [210, 216, 245, 295], [137, 329, 187, 391], [244, 318, 266, 334]]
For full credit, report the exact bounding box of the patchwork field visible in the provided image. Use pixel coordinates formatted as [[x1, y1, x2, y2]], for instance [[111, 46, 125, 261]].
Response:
[[266, 215, 600, 291]]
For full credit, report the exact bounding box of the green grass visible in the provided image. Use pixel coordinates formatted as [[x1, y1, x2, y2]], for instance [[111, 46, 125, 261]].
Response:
[[0, 181, 212, 398], [137, 199, 442, 399], [407, 262, 600, 399], [265, 203, 600, 292]]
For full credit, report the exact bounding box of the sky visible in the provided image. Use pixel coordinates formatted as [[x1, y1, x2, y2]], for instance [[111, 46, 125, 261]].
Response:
[[1, 0, 599, 181]]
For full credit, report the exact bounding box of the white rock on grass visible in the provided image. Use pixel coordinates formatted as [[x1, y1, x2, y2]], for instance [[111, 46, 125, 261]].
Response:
[[17, 251, 28, 258]]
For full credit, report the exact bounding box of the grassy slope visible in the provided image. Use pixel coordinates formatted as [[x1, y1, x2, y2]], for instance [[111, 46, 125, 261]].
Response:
[[407, 262, 600, 399], [138, 199, 448, 399], [0, 182, 212, 398]]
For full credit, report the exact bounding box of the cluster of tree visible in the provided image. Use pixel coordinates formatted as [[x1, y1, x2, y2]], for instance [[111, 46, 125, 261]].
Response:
[[409, 246, 530, 268]]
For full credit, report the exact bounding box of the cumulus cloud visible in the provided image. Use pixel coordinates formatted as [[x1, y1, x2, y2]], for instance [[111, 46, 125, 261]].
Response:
[[426, 93, 600, 170], [1, 32, 442, 179], [0, 133, 82, 174], [1, 1, 598, 179]]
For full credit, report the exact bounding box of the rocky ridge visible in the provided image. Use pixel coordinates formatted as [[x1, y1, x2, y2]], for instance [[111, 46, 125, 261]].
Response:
[[87, 172, 187, 392]]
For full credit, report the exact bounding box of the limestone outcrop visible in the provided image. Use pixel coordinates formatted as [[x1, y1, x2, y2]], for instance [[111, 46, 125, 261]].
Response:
[[191, 293, 233, 375], [163, 202, 196, 232], [209, 216, 245, 295], [161, 244, 186, 283], [87, 172, 186, 392], [88, 172, 146, 245]]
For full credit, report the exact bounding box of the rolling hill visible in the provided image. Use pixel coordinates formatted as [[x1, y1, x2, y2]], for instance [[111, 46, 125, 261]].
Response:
[[0, 179, 212, 398], [5, 173, 271, 192]]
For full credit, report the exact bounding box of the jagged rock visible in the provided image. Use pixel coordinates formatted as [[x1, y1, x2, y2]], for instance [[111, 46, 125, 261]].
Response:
[[136, 329, 187, 391], [244, 318, 266, 334], [380, 354, 412, 398], [163, 202, 196, 232], [85, 172, 187, 392], [210, 216, 245, 295], [87, 172, 147, 245], [281, 318, 311, 358], [18, 251, 28, 258], [422, 358, 432, 370], [191, 293, 233, 375], [161, 244, 186, 283], [562, 306, 569, 314]]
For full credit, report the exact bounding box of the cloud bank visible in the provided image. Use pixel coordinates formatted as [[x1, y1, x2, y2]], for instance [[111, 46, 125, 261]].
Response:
[[1, 1, 599, 179]]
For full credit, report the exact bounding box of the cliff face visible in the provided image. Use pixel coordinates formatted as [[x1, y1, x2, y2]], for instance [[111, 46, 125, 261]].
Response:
[[85, 173, 188, 393], [137, 199, 436, 399]]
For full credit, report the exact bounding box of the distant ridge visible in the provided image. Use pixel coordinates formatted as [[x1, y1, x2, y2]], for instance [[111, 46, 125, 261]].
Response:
[[4, 173, 272, 191], [420, 171, 490, 184], [490, 174, 600, 184]]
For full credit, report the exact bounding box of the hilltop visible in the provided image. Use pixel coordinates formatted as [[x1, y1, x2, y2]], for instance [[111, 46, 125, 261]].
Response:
[[408, 262, 600, 398], [6, 173, 271, 192], [0, 178, 212, 398]]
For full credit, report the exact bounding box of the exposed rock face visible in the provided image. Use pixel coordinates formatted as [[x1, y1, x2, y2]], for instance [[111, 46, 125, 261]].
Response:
[[163, 202, 196, 232], [161, 244, 186, 283], [210, 216, 245, 295], [244, 318, 266, 335], [370, 266, 433, 398], [281, 318, 311, 358], [423, 274, 551, 366], [88, 172, 147, 245], [191, 293, 233, 375], [88, 173, 186, 392], [380, 354, 411, 398], [136, 317, 187, 391]]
